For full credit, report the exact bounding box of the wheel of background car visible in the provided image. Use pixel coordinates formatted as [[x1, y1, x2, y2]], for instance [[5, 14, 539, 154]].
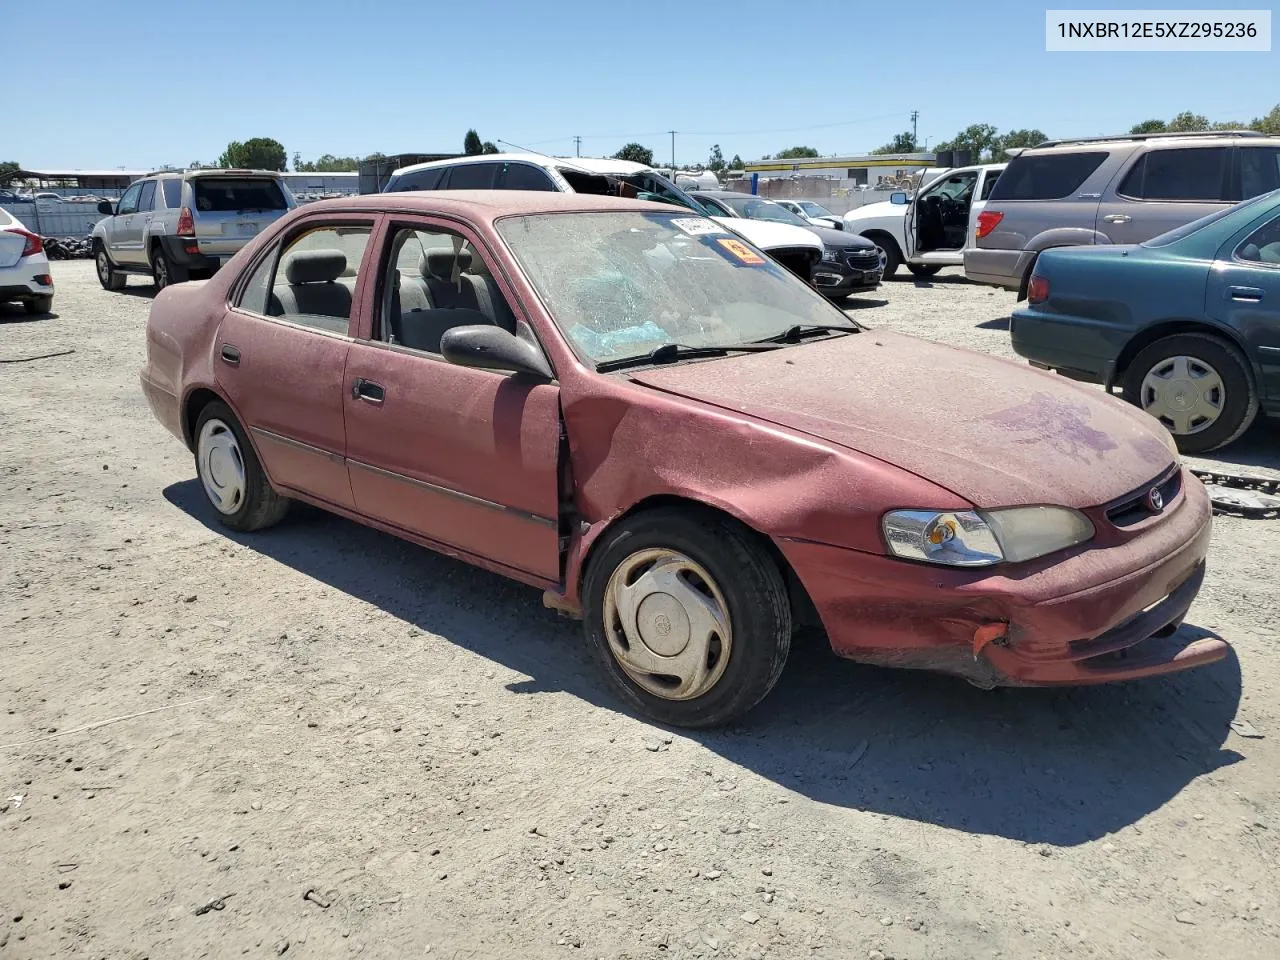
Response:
[[1122, 332, 1258, 454], [193, 401, 290, 531], [95, 245, 126, 291], [151, 245, 188, 290], [865, 234, 900, 278], [907, 264, 942, 278], [1017, 253, 1042, 301], [24, 295, 53, 316], [582, 506, 792, 728]]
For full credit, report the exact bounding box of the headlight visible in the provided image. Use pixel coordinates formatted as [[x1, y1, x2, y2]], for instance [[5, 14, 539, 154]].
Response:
[[883, 506, 1094, 567], [821, 246, 840, 263]]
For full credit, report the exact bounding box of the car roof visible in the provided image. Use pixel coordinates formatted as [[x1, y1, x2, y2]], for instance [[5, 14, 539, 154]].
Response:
[[391, 153, 652, 177], [693, 190, 771, 200], [292, 190, 694, 223], [1022, 132, 1280, 156]]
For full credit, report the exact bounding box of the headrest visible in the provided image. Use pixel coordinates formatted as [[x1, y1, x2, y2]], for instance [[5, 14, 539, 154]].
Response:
[[421, 248, 472, 281], [285, 250, 346, 284]]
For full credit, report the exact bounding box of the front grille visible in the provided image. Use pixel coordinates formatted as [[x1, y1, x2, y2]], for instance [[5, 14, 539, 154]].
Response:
[[844, 249, 881, 270], [1106, 467, 1183, 528]]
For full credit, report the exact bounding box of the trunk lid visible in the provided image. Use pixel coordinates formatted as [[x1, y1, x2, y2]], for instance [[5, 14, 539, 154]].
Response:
[[626, 331, 1174, 508]]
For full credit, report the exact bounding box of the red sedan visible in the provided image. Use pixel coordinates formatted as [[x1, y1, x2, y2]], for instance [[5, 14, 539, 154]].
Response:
[[140, 191, 1229, 727]]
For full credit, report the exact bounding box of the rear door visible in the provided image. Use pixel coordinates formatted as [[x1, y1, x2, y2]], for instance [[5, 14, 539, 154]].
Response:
[[191, 176, 292, 261], [1096, 145, 1232, 244], [1206, 208, 1280, 404]]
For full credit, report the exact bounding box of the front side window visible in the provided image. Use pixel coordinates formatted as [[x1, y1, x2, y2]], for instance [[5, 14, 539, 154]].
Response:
[[236, 223, 372, 334], [988, 151, 1108, 201], [497, 211, 849, 365], [117, 183, 143, 215], [1237, 212, 1280, 265], [1119, 147, 1230, 202], [1240, 147, 1280, 200]]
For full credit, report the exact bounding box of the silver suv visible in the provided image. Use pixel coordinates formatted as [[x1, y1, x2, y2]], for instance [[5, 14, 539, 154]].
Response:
[[965, 131, 1280, 295], [91, 169, 296, 291]]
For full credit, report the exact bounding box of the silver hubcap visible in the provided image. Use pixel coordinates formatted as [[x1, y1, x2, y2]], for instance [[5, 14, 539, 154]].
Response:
[[154, 257, 167, 288], [1140, 355, 1225, 435], [874, 245, 888, 272], [602, 548, 732, 701], [197, 418, 246, 514], [97, 253, 110, 282]]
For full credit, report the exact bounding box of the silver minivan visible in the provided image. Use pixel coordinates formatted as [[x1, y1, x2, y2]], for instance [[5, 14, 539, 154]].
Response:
[[92, 169, 296, 291], [965, 131, 1280, 296]]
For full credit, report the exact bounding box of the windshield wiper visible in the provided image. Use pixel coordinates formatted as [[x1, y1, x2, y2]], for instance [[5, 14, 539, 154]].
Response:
[[757, 323, 862, 344], [595, 341, 780, 373]]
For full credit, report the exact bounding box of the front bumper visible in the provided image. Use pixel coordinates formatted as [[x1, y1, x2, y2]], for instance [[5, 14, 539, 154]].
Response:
[[811, 250, 883, 295], [777, 467, 1228, 686]]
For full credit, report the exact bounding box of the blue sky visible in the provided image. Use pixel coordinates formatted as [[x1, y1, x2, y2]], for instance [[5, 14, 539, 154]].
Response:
[[15, 0, 1279, 170]]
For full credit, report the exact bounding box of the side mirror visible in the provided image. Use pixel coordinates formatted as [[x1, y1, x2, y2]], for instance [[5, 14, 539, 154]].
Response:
[[889, 192, 908, 205], [97, 200, 114, 215], [440, 325, 554, 380]]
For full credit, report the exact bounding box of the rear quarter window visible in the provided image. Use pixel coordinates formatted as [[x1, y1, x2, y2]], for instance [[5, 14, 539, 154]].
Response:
[[161, 179, 182, 208], [193, 178, 288, 212], [388, 167, 445, 192], [988, 152, 1108, 201]]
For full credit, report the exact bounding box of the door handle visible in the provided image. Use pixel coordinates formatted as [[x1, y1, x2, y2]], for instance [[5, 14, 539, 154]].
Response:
[[1228, 286, 1264, 302], [352, 377, 385, 404], [1103, 214, 1132, 224], [219, 344, 240, 365]]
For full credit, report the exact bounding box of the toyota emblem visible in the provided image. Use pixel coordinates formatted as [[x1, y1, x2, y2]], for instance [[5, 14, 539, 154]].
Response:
[[1146, 487, 1164, 513]]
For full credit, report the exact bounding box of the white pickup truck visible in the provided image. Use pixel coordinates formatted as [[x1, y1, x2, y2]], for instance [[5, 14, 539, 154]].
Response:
[[842, 163, 1005, 278]]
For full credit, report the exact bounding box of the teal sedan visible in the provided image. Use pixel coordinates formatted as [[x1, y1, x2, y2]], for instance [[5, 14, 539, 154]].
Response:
[[1011, 189, 1280, 453]]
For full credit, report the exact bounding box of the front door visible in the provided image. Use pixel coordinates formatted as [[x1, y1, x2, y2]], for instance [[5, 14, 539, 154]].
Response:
[[343, 218, 562, 583], [214, 215, 378, 510], [110, 182, 144, 264], [1207, 209, 1280, 405]]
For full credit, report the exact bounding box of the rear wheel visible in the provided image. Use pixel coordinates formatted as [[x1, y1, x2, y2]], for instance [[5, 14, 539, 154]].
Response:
[[907, 263, 942, 278], [1122, 332, 1258, 454], [582, 507, 792, 728], [151, 245, 188, 290], [193, 401, 290, 531], [24, 295, 53, 315], [95, 245, 126, 291]]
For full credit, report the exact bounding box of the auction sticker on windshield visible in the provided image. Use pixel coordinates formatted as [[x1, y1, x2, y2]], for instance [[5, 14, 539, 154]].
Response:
[[670, 217, 725, 236], [715, 237, 766, 265]]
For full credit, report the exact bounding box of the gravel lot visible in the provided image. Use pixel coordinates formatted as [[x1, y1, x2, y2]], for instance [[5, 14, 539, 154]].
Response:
[[2, 262, 1278, 960]]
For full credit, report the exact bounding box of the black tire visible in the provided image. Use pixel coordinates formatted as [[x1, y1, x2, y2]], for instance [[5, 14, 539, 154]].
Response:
[[193, 401, 290, 531], [865, 233, 901, 279], [1122, 332, 1258, 454], [95, 245, 126, 291], [151, 244, 189, 290], [907, 263, 942, 278], [24, 295, 53, 315], [582, 506, 792, 728]]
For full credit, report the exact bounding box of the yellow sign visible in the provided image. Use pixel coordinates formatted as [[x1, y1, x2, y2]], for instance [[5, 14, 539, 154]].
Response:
[[716, 238, 765, 265]]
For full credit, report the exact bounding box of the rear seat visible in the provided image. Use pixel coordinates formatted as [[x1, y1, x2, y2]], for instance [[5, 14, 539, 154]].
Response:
[[269, 250, 353, 334]]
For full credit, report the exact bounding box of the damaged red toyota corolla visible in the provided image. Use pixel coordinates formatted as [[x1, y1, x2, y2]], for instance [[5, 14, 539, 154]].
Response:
[[139, 191, 1230, 727]]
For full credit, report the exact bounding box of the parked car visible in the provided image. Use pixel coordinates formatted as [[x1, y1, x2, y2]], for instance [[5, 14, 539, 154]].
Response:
[[383, 153, 824, 282], [844, 163, 1006, 278], [1012, 189, 1280, 453], [0, 207, 54, 315], [776, 199, 844, 230], [966, 130, 1280, 296], [140, 190, 1228, 726], [692, 191, 881, 298], [92, 169, 296, 291]]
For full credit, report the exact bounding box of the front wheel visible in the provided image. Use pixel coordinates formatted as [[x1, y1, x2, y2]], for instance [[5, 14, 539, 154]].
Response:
[[868, 236, 901, 278], [1122, 333, 1258, 454], [907, 263, 942, 278], [95, 246, 126, 291], [193, 402, 290, 531], [582, 507, 792, 728]]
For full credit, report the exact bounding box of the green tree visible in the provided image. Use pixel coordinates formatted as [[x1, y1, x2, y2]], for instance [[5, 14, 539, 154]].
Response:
[[1250, 104, 1280, 134], [1213, 120, 1249, 131], [936, 124, 1000, 161], [1168, 111, 1209, 132], [464, 129, 484, 155], [481, 141, 499, 154], [707, 144, 725, 173], [729, 154, 743, 170], [871, 131, 918, 155], [0, 160, 21, 188], [775, 145, 820, 159], [295, 153, 360, 172], [1129, 118, 1167, 134], [992, 128, 1048, 161], [218, 138, 287, 171], [613, 142, 655, 165]]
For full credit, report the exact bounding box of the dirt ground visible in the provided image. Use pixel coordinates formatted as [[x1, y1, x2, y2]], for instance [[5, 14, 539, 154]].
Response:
[[2, 263, 1278, 960]]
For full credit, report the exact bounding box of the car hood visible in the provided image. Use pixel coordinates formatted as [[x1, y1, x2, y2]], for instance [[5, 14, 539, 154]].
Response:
[[807, 223, 876, 250], [626, 331, 1174, 509], [714, 217, 822, 253], [843, 200, 904, 223]]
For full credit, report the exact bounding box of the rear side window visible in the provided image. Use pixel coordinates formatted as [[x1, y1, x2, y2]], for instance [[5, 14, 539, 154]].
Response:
[[444, 163, 499, 189], [138, 181, 156, 211], [1118, 147, 1230, 202], [162, 179, 182, 208], [988, 151, 1108, 201], [389, 167, 445, 192], [193, 178, 288, 213], [501, 163, 556, 191], [1240, 146, 1280, 200]]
